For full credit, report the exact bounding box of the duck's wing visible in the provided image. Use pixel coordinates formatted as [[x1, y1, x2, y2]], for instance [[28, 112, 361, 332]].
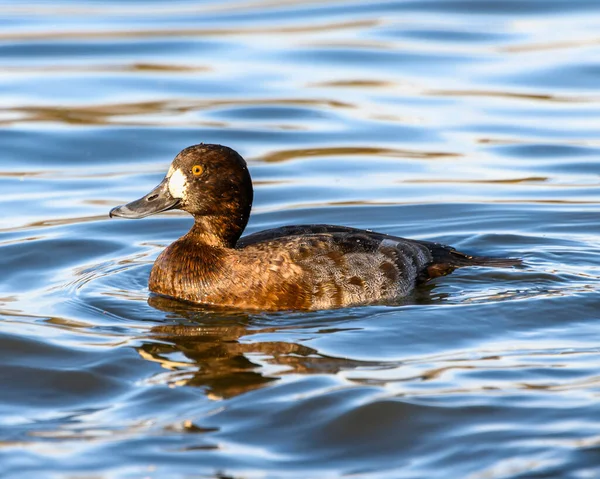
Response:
[[237, 225, 435, 306], [235, 224, 520, 309], [237, 224, 521, 278]]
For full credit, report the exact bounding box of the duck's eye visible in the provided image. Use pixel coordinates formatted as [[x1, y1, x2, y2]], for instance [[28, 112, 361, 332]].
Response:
[[191, 165, 204, 176]]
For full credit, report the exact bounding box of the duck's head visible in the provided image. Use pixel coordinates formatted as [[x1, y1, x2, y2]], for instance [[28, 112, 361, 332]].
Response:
[[110, 144, 253, 245]]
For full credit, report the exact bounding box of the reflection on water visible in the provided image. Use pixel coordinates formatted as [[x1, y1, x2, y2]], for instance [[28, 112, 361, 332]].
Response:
[[142, 296, 382, 399], [1, 0, 600, 477]]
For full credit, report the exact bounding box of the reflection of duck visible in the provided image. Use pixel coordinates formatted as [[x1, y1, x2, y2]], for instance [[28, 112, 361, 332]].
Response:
[[110, 144, 520, 311], [141, 296, 376, 398]]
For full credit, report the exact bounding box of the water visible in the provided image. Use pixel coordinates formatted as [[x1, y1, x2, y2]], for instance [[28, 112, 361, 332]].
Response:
[[1, 0, 600, 477]]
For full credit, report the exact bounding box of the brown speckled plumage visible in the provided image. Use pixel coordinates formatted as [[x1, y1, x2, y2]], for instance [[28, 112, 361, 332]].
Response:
[[111, 144, 521, 311]]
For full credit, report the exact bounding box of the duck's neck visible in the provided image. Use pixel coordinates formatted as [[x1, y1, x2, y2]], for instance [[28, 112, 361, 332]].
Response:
[[190, 215, 245, 248]]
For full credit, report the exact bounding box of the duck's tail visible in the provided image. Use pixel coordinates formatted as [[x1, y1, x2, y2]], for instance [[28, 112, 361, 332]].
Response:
[[446, 250, 522, 268], [417, 241, 522, 281]]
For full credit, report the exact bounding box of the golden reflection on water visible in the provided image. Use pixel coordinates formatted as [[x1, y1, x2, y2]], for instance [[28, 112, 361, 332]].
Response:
[[0, 97, 354, 126], [428, 89, 592, 103], [311, 79, 396, 88], [259, 146, 461, 162], [1, 0, 352, 16], [0, 19, 378, 41], [404, 177, 549, 185], [501, 36, 600, 53], [0, 63, 211, 74]]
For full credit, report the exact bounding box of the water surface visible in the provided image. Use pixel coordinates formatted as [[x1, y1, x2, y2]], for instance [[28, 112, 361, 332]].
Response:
[[1, 1, 600, 478]]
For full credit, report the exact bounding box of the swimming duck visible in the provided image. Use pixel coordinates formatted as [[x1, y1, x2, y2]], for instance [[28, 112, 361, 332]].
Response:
[[110, 144, 519, 311]]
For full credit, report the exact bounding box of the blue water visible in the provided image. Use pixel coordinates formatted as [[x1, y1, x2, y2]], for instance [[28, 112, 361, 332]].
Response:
[[1, 1, 600, 477]]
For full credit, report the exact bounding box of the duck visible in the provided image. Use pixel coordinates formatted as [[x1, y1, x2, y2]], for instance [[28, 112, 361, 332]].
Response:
[[109, 144, 520, 311]]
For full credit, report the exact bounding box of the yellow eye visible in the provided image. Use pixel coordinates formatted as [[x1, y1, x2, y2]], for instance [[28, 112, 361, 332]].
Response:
[[192, 165, 204, 176]]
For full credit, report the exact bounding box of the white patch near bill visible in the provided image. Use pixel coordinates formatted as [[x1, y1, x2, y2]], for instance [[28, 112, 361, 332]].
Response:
[[168, 168, 188, 199]]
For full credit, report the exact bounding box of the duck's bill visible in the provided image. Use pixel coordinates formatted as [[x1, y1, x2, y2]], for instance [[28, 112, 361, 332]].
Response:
[[109, 178, 180, 219]]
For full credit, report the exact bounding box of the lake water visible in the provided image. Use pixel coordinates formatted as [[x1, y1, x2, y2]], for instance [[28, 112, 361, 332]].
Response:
[[2, 1, 600, 477]]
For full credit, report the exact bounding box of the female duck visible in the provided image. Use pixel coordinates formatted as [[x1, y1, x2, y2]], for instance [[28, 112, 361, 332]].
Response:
[[110, 144, 519, 311]]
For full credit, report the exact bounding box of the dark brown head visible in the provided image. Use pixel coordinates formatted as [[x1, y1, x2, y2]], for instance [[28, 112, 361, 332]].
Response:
[[110, 144, 253, 246]]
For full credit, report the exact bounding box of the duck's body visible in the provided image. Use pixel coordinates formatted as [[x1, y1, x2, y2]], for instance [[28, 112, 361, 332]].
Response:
[[110, 144, 520, 311]]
